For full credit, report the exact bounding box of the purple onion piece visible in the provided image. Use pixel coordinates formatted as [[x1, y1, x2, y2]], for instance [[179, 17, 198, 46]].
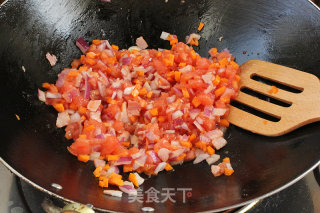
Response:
[[96, 134, 105, 139], [121, 57, 132, 65], [76, 37, 89, 53]]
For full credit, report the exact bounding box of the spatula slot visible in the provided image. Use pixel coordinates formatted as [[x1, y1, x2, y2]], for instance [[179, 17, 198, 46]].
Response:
[[251, 74, 303, 93], [240, 88, 291, 107], [230, 100, 281, 122]]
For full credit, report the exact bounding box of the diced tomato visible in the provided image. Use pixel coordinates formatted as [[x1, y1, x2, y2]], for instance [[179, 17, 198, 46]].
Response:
[[68, 138, 91, 155], [100, 136, 120, 155]]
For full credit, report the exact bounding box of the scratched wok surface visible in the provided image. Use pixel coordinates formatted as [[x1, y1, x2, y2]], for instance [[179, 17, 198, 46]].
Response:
[[0, 0, 320, 212]]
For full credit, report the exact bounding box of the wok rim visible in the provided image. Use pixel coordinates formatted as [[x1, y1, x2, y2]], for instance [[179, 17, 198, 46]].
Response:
[[1, 157, 319, 212]]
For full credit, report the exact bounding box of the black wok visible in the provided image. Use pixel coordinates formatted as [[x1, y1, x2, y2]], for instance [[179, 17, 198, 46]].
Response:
[[1, 0, 320, 212]]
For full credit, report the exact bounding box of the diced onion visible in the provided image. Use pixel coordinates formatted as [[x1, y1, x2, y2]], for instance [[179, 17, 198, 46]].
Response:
[[38, 89, 46, 102], [154, 162, 167, 174], [46, 92, 61, 99], [160, 31, 170, 40], [76, 37, 89, 53], [103, 190, 123, 198], [136, 36, 148, 49], [119, 182, 137, 196], [158, 148, 170, 162], [212, 137, 227, 150], [172, 110, 183, 120], [193, 153, 209, 164], [193, 120, 204, 131], [206, 154, 220, 165], [56, 112, 70, 128]]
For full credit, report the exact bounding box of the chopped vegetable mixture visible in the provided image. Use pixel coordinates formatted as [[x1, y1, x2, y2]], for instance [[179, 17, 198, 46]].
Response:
[[38, 32, 240, 195]]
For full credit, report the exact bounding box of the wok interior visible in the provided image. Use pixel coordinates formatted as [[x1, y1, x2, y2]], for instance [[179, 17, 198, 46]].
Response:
[[0, 0, 320, 212]]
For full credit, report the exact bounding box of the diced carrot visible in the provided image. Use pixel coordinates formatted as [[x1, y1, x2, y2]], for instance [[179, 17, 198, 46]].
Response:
[[162, 54, 175, 66], [122, 141, 131, 147], [107, 57, 117, 65], [219, 58, 228, 68], [136, 70, 145, 76], [106, 97, 117, 104], [213, 75, 221, 86], [108, 155, 119, 161], [223, 157, 230, 163], [78, 154, 90, 162], [129, 116, 137, 123], [215, 86, 226, 97], [192, 96, 201, 107], [86, 52, 96, 59], [69, 102, 77, 111], [79, 66, 88, 72], [158, 116, 166, 122], [165, 163, 173, 171], [68, 70, 79, 78], [84, 125, 95, 132], [195, 141, 207, 151], [71, 59, 81, 68], [79, 134, 87, 139], [147, 91, 153, 98], [129, 173, 138, 187], [235, 75, 241, 82], [219, 119, 230, 127], [190, 50, 197, 60], [268, 86, 279, 94], [103, 164, 110, 171], [93, 166, 102, 177], [78, 106, 87, 115], [182, 88, 190, 98], [85, 58, 96, 65], [176, 153, 186, 161], [198, 22, 204, 31], [149, 108, 158, 116], [132, 88, 140, 98], [174, 71, 181, 82], [179, 62, 186, 67], [224, 168, 234, 176], [263, 120, 268, 125], [123, 165, 133, 173], [180, 141, 192, 148], [167, 71, 175, 79], [92, 40, 101, 45], [139, 88, 148, 96], [230, 61, 239, 69], [98, 177, 108, 188], [189, 133, 196, 142], [81, 116, 86, 123], [112, 45, 119, 50], [209, 48, 218, 55], [207, 146, 215, 155], [220, 78, 229, 84], [109, 173, 124, 186], [190, 39, 199, 46], [221, 97, 230, 104], [42, 82, 50, 89], [53, 103, 65, 112]]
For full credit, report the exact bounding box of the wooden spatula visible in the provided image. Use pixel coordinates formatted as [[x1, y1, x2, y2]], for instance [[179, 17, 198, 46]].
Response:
[[227, 60, 320, 136]]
